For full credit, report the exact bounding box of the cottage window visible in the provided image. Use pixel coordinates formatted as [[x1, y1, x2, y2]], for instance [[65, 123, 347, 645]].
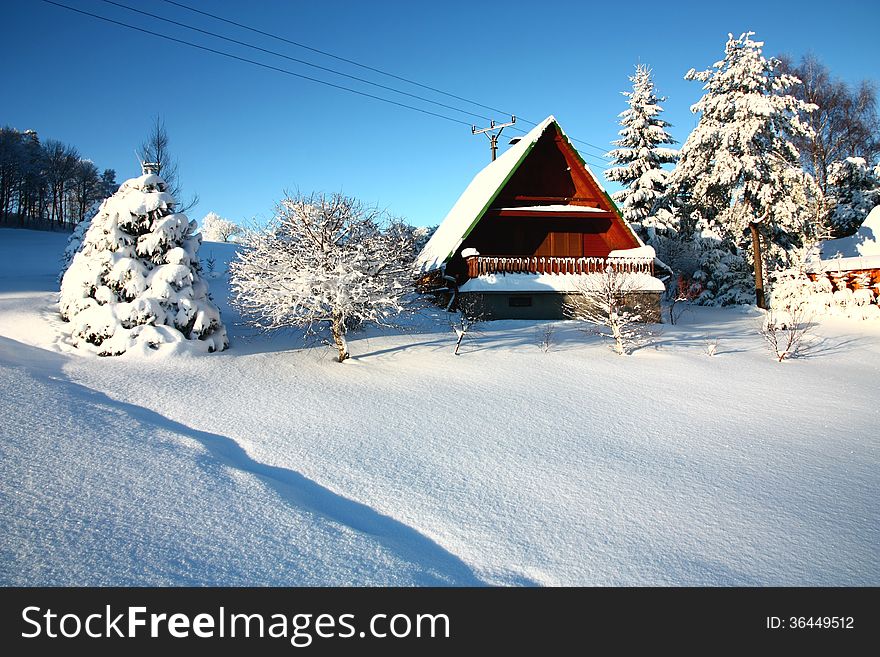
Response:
[[508, 295, 532, 307]]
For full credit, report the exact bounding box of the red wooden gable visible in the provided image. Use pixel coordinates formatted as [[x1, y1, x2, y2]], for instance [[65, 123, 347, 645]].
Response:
[[457, 122, 639, 263]]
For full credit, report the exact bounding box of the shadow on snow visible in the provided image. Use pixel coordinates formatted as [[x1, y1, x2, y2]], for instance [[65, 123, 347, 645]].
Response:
[[0, 335, 491, 586]]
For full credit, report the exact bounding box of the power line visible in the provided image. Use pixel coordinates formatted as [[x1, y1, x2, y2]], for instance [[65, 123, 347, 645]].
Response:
[[40, 0, 474, 127], [507, 122, 610, 157], [40, 0, 614, 170], [159, 0, 516, 120], [98, 0, 495, 124], [158, 0, 613, 160]]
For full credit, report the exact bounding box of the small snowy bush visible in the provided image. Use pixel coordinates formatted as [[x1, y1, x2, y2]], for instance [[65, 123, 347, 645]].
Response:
[[564, 266, 653, 355], [59, 172, 228, 356], [449, 296, 484, 356], [537, 323, 555, 354], [759, 308, 815, 362]]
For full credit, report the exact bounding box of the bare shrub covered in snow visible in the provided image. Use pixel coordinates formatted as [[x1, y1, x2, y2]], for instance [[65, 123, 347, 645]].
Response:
[[200, 211, 242, 243], [229, 192, 418, 362], [449, 296, 484, 356], [564, 266, 653, 355], [759, 308, 815, 362], [59, 172, 228, 355], [537, 323, 555, 354]]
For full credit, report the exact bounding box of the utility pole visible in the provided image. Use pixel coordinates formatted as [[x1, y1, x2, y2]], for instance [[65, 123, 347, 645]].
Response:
[[472, 116, 516, 162]]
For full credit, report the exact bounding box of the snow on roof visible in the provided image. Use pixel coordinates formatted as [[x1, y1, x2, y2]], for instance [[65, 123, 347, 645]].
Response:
[[606, 244, 671, 274], [416, 117, 556, 273], [459, 272, 666, 294], [818, 206, 880, 259], [607, 245, 656, 259], [416, 116, 640, 273], [496, 204, 610, 213], [808, 254, 880, 274]]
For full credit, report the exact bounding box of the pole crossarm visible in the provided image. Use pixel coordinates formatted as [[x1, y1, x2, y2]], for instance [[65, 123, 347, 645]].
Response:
[[471, 116, 516, 161]]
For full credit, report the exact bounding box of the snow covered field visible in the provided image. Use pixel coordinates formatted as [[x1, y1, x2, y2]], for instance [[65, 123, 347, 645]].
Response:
[[1, 228, 878, 586]]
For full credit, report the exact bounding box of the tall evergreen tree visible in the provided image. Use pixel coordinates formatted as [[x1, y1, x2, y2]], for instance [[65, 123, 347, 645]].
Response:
[[605, 64, 678, 236], [670, 32, 820, 307]]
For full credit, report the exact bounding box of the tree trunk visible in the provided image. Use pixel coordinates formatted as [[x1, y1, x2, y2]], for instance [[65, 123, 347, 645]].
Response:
[[331, 311, 350, 362], [749, 222, 767, 309]]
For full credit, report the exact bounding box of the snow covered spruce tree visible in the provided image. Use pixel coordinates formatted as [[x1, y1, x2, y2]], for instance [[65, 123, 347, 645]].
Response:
[[229, 192, 418, 362], [59, 211, 97, 281], [605, 64, 679, 238], [59, 169, 228, 355], [670, 32, 820, 308], [825, 157, 880, 236]]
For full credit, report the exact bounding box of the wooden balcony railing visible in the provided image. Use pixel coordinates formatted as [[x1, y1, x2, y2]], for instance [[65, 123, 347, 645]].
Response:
[[464, 254, 654, 278]]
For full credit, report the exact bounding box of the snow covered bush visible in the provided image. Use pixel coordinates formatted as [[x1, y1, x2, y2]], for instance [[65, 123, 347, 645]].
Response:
[[605, 64, 678, 235], [851, 271, 876, 306], [771, 267, 879, 320], [760, 308, 815, 362], [563, 266, 653, 355], [690, 228, 757, 307], [825, 158, 880, 236], [59, 172, 228, 356], [449, 295, 484, 355], [229, 192, 418, 362], [537, 323, 555, 354], [200, 211, 242, 243]]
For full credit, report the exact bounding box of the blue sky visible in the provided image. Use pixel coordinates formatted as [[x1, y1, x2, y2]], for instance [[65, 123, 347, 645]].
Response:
[[2, 0, 878, 227]]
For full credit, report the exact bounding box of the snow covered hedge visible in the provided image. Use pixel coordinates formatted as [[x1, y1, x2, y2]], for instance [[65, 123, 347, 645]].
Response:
[[771, 268, 879, 320], [59, 172, 228, 356]]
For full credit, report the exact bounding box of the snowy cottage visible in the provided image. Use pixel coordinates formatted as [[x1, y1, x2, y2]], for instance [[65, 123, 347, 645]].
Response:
[[416, 116, 667, 319]]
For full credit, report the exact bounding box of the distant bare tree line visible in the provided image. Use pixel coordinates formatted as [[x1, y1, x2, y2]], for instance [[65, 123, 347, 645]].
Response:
[[778, 53, 880, 194], [0, 126, 116, 230]]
